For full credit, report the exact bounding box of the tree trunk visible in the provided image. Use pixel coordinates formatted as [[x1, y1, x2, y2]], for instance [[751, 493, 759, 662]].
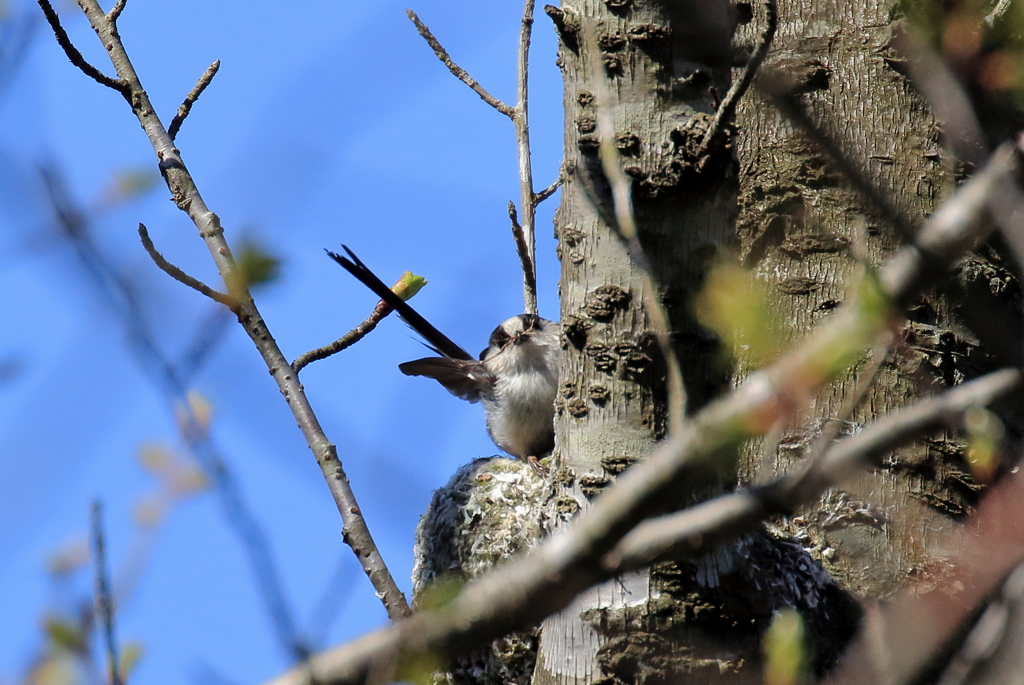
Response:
[[534, 1, 856, 683]]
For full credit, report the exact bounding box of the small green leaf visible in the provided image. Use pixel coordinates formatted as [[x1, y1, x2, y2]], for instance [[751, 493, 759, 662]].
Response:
[[415, 575, 463, 610], [113, 168, 159, 199], [965, 406, 1004, 483], [695, 262, 781, 365], [120, 641, 145, 679], [236, 240, 282, 289], [396, 648, 446, 685], [852, 267, 895, 330], [806, 267, 896, 381], [392, 271, 427, 301], [44, 617, 88, 653], [764, 608, 807, 685]]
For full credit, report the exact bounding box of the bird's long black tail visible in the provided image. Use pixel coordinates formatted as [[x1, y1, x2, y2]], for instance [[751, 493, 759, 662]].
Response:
[[326, 246, 473, 361]]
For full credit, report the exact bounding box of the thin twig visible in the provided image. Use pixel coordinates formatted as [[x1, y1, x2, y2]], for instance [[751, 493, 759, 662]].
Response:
[[36, 0, 130, 99], [0, 7, 40, 105], [328, 247, 472, 360], [507, 201, 537, 307], [535, 171, 563, 204], [106, 0, 126, 23], [91, 501, 123, 685], [513, 0, 539, 315], [137, 223, 239, 311], [306, 555, 359, 649], [168, 60, 221, 141], [697, 0, 778, 166], [586, 25, 688, 431], [292, 300, 395, 374], [56, 0, 411, 621], [406, 9, 514, 117]]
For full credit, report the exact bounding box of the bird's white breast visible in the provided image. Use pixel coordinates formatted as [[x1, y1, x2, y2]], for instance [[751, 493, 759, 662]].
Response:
[[481, 325, 559, 458]]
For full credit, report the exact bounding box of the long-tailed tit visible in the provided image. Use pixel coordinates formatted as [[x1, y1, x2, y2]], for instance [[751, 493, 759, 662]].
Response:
[[328, 247, 560, 459]]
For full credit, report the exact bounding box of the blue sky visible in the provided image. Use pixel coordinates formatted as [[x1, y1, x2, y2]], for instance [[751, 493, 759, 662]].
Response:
[[0, 0, 564, 682]]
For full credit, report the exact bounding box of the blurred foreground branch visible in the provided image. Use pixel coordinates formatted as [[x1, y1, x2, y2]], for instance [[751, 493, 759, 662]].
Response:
[[91, 501, 123, 685]]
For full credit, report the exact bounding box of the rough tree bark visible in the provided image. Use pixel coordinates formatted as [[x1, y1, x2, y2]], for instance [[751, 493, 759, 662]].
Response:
[[535, 0, 745, 681], [735, 0, 1022, 604]]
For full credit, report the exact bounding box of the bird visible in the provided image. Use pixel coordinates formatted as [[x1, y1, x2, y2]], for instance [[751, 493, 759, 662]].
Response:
[[327, 247, 560, 460]]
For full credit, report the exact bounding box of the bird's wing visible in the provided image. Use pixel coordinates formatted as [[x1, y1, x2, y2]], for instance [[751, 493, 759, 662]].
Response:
[[398, 357, 495, 403], [326, 246, 474, 361]]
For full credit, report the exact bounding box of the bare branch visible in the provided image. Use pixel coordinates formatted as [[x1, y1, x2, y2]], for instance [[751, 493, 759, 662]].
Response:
[[512, 0, 539, 315], [106, 0, 126, 23], [292, 300, 394, 374], [535, 171, 563, 204], [697, 0, 777, 165], [138, 223, 239, 311], [507, 201, 537, 311], [168, 59, 221, 141], [586, 25, 688, 432], [890, 34, 1024, 315], [36, 0, 130, 100], [91, 501, 123, 685], [57, 0, 411, 622], [885, 143, 1018, 302], [406, 9, 514, 118]]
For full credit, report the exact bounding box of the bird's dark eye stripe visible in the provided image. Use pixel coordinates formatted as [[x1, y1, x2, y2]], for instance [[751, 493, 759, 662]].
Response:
[[488, 327, 512, 351]]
